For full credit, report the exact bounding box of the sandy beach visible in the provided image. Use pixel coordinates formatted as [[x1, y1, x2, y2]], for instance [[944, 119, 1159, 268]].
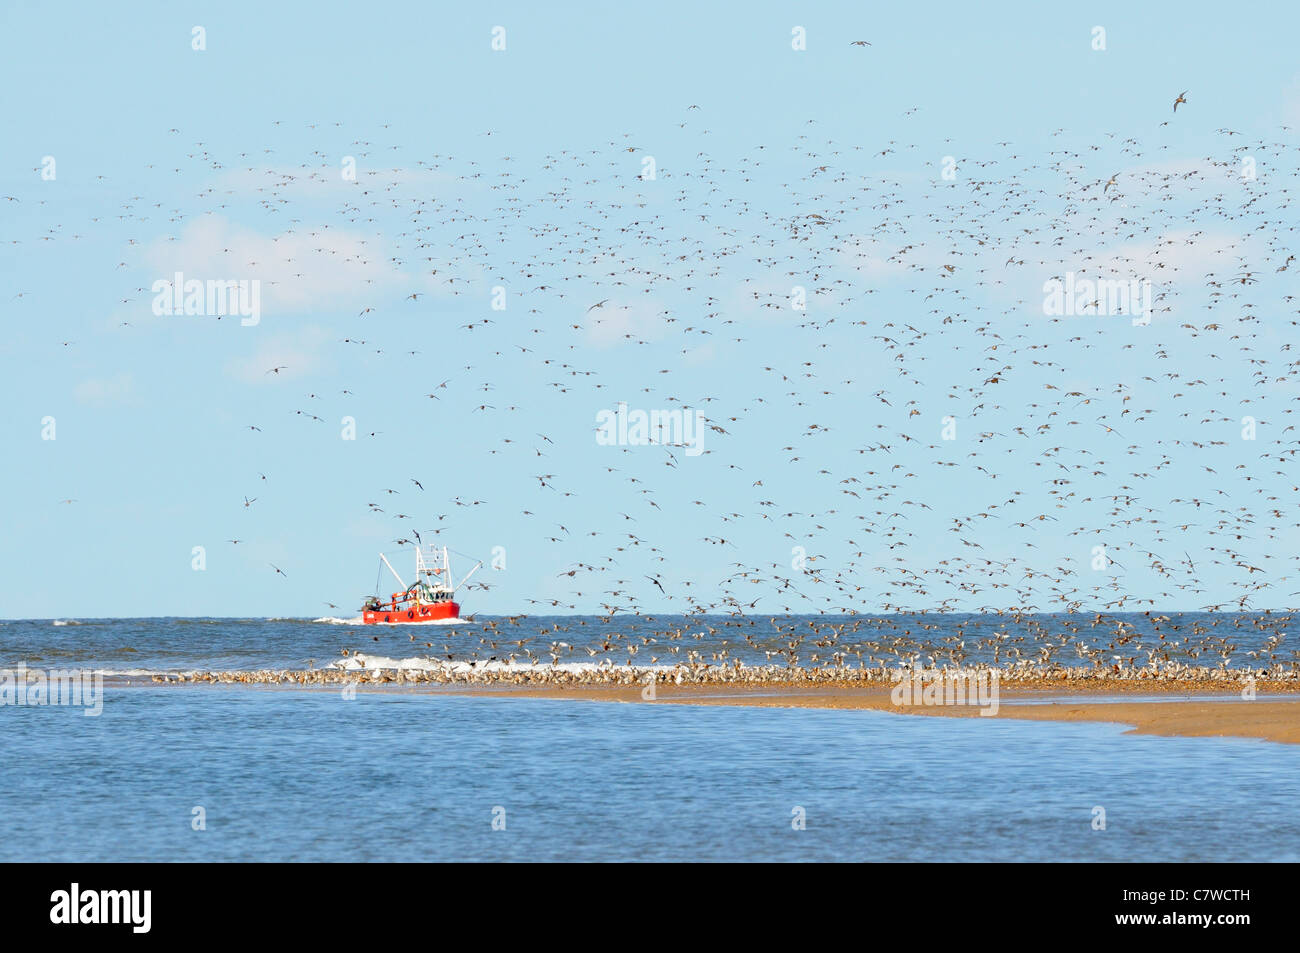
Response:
[[456, 683, 1300, 746]]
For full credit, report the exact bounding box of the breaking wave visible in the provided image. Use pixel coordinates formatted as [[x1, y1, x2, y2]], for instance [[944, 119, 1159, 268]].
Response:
[[312, 616, 467, 626]]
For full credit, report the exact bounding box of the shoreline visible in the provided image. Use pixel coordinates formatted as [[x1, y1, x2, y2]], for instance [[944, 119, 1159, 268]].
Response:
[[456, 683, 1300, 746], [111, 666, 1300, 746]]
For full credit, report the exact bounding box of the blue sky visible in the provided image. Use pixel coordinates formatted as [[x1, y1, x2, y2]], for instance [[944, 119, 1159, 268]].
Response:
[[3, 1, 1299, 617]]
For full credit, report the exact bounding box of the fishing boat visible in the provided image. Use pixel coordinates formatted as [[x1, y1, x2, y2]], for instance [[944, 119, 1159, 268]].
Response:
[[360, 545, 482, 624]]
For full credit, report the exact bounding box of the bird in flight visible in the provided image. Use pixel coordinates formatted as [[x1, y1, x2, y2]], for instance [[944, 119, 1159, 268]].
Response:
[[1173, 90, 1188, 112]]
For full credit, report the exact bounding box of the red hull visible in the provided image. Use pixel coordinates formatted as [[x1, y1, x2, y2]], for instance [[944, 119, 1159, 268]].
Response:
[[363, 600, 460, 624]]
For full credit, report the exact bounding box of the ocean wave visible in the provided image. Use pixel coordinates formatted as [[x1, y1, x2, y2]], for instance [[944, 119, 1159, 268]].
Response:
[[313, 616, 467, 626], [374, 617, 468, 626], [1, 666, 171, 677]]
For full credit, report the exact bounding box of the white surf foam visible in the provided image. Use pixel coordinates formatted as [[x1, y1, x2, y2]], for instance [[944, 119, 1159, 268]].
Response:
[[311, 616, 468, 626], [368, 618, 467, 626], [329, 653, 687, 677]]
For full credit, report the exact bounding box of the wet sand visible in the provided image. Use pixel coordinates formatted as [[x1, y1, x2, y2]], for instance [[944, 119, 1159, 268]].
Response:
[[455, 682, 1300, 746]]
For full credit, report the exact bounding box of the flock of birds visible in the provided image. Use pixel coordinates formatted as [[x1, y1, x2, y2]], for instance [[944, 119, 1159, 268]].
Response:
[[14, 83, 1300, 682]]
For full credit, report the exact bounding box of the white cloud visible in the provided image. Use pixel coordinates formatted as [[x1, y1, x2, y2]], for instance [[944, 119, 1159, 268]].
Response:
[[225, 325, 335, 383], [143, 216, 410, 318], [583, 297, 667, 347], [74, 373, 135, 405], [1284, 73, 1300, 129]]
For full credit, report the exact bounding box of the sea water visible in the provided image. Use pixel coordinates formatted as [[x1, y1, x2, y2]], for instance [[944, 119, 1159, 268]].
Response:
[[2, 683, 1298, 862]]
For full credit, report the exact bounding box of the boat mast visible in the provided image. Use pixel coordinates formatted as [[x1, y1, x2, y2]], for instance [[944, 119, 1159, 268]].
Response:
[[453, 560, 483, 593], [379, 553, 406, 590]]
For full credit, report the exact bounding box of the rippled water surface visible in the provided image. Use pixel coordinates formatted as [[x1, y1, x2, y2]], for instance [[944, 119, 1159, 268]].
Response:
[[3, 686, 1298, 861], [1, 613, 1291, 673]]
